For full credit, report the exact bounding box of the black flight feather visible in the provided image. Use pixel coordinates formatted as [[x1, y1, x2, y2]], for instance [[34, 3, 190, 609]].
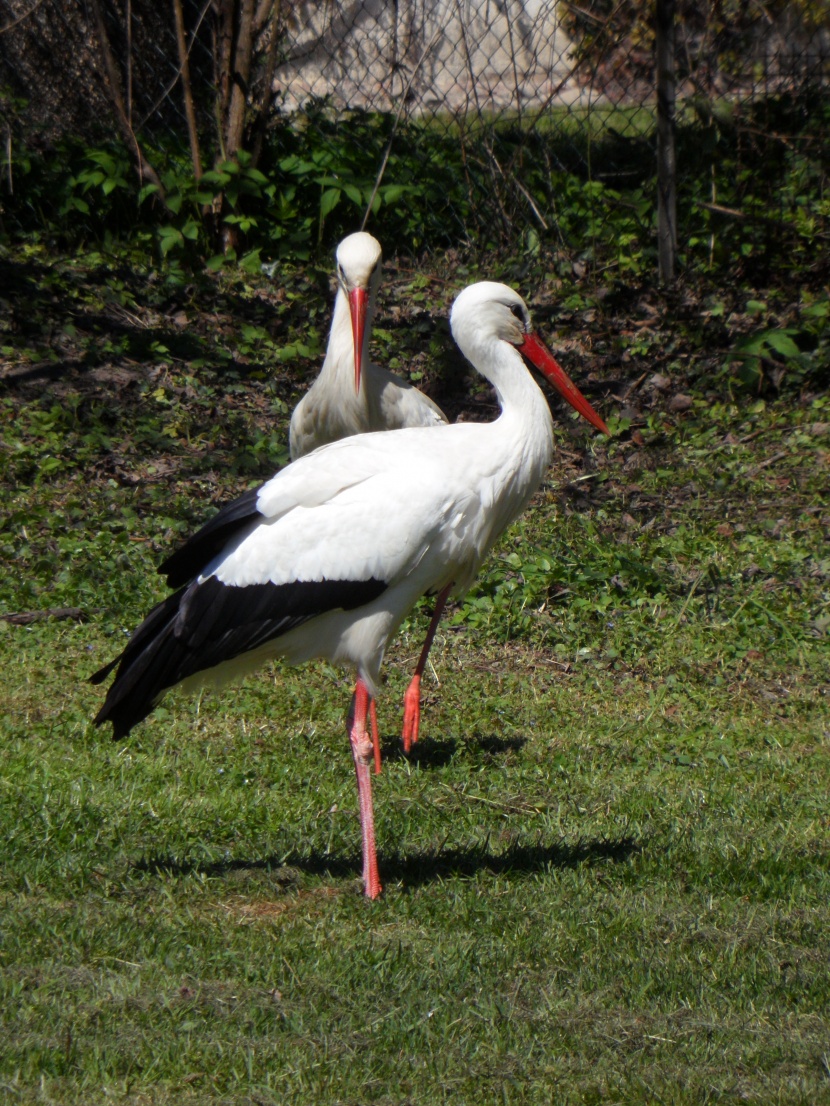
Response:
[[92, 575, 388, 740], [158, 486, 263, 587]]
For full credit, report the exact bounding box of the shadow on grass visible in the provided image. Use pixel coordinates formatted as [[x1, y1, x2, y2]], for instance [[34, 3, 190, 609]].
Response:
[[473, 734, 528, 756], [380, 735, 458, 768], [379, 733, 527, 768], [134, 834, 640, 891], [368, 835, 640, 889]]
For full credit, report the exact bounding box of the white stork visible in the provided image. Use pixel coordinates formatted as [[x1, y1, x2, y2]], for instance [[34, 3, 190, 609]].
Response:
[[288, 231, 446, 459], [91, 281, 608, 900], [289, 230, 449, 762]]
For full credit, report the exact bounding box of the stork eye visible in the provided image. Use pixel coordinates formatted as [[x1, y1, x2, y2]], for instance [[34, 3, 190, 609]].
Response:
[[510, 304, 525, 321]]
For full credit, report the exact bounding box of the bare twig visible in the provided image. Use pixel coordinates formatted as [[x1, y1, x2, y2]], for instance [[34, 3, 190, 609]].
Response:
[[504, 0, 630, 153], [87, 0, 167, 203], [361, 22, 443, 229], [738, 425, 778, 443], [125, 0, 133, 126], [623, 372, 649, 399], [0, 0, 48, 35], [2, 607, 90, 625], [748, 450, 789, 473], [699, 201, 748, 220], [672, 571, 703, 628], [173, 0, 203, 179], [483, 144, 550, 230], [699, 200, 826, 240], [4, 127, 11, 194], [454, 0, 511, 240], [136, 0, 214, 130]]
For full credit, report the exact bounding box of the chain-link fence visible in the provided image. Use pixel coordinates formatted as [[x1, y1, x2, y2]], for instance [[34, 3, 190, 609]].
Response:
[[2, 0, 828, 266]]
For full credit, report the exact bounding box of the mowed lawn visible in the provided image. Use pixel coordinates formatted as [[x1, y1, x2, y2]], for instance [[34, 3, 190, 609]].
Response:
[[1, 256, 829, 1104]]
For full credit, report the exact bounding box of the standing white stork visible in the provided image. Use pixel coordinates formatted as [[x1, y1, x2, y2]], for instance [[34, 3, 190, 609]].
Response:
[[288, 231, 446, 458], [91, 281, 608, 900], [289, 230, 449, 762]]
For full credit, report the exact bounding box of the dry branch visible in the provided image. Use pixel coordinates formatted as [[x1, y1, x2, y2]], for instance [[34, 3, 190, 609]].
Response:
[[172, 0, 203, 179], [2, 607, 90, 625], [87, 0, 167, 204]]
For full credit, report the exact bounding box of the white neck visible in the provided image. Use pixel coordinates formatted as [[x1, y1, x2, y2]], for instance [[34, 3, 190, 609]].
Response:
[[322, 282, 377, 383], [464, 331, 555, 485], [323, 286, 355, 382]]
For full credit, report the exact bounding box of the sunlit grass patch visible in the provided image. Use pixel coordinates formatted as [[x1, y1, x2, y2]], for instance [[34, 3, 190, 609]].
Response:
[[1, 248, 828, 1104]]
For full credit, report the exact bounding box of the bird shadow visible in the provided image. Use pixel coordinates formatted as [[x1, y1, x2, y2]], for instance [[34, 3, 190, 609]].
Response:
[[379, 732, 527, 769], [133, 834, 641, 892], [473, 734, 528, 757], [380, 734, 457, 767], [382, 834, 641, 889]]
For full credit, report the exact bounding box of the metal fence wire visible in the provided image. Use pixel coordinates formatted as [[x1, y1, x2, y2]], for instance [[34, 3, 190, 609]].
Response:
[[1, 0, 829, 259]]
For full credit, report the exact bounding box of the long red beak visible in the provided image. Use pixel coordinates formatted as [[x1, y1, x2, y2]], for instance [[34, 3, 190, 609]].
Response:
[[348, 287, 368, 394], [518, 332, 608, 435]]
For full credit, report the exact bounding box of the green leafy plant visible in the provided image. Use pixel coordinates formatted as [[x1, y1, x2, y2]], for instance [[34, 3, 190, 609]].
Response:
[[724, 295, 830, 391]]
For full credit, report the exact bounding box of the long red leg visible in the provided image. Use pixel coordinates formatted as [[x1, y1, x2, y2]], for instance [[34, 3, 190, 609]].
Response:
[[370, 697, 381, 775], [401, 583, 452, 754], [347, 677, 382, 899]]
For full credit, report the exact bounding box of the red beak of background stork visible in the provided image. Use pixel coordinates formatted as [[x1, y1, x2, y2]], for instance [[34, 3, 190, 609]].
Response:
[[349, 286, 369, 394], [518, 331, 609, 435]]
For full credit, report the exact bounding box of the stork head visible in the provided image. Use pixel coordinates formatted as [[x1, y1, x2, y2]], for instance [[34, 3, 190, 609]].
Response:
[[450, 282, 608, 435], [335, 232, 383, 395]]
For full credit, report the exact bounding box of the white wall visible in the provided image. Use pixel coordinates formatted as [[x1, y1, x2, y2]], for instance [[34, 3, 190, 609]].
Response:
[[274, 0, 581, 113]]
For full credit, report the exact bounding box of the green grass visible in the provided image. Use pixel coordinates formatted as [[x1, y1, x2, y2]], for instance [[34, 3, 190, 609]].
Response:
[[1, 247, 828, 1104], [2, 621, 828, 1103]]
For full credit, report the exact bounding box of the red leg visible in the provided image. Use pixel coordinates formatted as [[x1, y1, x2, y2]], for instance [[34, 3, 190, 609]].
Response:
[[347, 677, 382, 899], [402, 583, 452, 754], [369, 697, 381, 775]]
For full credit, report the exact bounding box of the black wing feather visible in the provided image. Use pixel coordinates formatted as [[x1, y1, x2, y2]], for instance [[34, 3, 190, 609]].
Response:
[[158, 486, 263, 587], [92, 575, 388, 740]]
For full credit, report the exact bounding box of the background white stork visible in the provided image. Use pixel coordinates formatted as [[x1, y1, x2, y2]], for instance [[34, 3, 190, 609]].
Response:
[[91, 281, 608, 900], [288, 230, 449, 764], [288, 231, 446, 458]]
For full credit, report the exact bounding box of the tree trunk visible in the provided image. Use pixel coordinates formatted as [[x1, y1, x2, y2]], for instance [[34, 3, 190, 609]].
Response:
[[250, 0, 282, 167], [213, 0, 257, 251], [225, 0, 256, 161]]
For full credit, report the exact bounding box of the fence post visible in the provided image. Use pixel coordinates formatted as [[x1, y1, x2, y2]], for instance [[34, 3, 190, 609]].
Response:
[[656, 0, 677, 283]]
